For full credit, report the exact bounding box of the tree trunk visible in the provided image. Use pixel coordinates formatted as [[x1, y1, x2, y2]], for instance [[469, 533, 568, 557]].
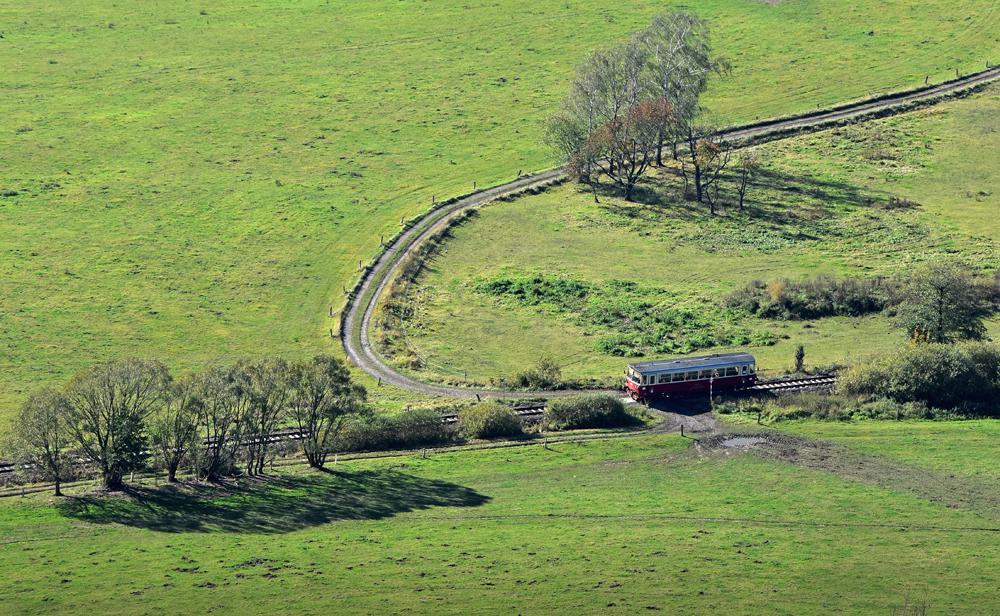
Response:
[[103, 470, 124, 491], [694, 166, 703, 202], [54, 477, 62, 497], [625, 181, 634, 202], [656, 132, 664, 166], [168, 465, 178, 483]]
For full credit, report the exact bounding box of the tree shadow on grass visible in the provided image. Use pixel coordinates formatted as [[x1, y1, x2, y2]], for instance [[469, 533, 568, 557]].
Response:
[[587, 166, 889, 231], [56, 470, 490, 533]]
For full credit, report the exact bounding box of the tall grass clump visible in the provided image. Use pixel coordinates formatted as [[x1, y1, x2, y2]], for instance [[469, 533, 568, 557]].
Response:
[[544, 394, 637, 430], [458, 401, 523, 440]]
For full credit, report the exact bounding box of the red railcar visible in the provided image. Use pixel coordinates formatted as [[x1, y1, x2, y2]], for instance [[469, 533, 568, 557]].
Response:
[[625, 353, 756, 401]]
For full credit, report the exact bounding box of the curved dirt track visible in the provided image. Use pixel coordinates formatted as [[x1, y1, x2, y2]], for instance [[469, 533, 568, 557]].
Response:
[[342, 68, 1000, 400]]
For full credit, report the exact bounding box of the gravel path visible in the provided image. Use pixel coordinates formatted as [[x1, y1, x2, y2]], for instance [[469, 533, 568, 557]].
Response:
[[341, 68, 1000, 400]]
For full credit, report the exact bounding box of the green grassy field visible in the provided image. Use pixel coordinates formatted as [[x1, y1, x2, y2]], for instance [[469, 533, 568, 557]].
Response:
[[2, 423, 998, 614], [2, 1, 999, 424], [396, 86, 1000, 385]]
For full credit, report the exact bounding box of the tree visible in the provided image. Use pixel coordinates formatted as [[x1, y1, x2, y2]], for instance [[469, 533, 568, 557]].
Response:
[[149, 376, 201, 482], [735, 148, 761, 211], [5, 389, 73, 496], [590, 97, 673, 200], [240, 358, 291, 476], [894, 262, 991, 343], [64, 359, 170, 491], [638, 12, 728, 165], [194, 365, 252, 481], [288, 356, 367, 469], [545, 11, 725, 201], [682, 126, 730, 209]]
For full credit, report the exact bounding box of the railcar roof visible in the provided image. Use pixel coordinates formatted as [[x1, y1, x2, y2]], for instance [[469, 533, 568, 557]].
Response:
[[629, 353, 755, 373]]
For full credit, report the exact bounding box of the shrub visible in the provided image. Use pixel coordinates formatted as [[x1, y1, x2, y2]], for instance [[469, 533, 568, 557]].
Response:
[[837, 342, 1000, 413], [511, 357, 562, 390], [544, 394, 636, 430], [335, 408, 454, 452], [458, 401, 523, 440], [726, 275, 895, 320]]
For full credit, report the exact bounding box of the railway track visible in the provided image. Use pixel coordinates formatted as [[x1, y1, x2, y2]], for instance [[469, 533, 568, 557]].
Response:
[[741, 375, 838, 393], [341, 67, 1000, 400]]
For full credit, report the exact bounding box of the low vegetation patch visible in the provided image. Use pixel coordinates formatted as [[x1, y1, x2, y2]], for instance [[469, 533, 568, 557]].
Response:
[[717, 393, 949, 423], [476, 275, 775, 356], [543, 394, 639, 430], [458, 402, 524, 440]]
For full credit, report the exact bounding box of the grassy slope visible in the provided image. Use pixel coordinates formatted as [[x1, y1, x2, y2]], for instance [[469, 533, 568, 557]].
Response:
[[400, 86, 1000, 384], [1, 1, 999, 423], [2, 428, 998, 614]]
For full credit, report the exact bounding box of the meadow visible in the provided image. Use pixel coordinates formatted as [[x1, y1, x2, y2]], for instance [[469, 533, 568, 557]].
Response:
[[2, 0, 1000, 423], [395, 86, 1000, 385], [1, 422, 998, 614]]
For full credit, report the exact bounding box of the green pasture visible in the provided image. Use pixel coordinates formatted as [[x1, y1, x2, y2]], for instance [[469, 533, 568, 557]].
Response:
[[398, 87, 1000, 384], [2, 424, 998, 614], [2, 0, 999, 423]]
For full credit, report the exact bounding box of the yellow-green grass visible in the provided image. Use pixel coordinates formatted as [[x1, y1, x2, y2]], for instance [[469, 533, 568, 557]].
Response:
[[1, 1, 999, 424], [397, 86, 1000, 384], [2, 429, 999, 614]]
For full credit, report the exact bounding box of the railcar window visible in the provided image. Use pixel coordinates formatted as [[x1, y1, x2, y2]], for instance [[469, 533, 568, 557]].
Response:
[[697, 370, 710, 380], [748, 365, 756, 374]]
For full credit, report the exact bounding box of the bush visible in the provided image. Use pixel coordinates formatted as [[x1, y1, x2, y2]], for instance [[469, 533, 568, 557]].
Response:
[[726, 275, 895, 320], [511, 357, 562, 390], [458, 402, 523, 440], [544, 394, 636, 430], [335, 408, 454, 452], [837, 342, 1000, 413]]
